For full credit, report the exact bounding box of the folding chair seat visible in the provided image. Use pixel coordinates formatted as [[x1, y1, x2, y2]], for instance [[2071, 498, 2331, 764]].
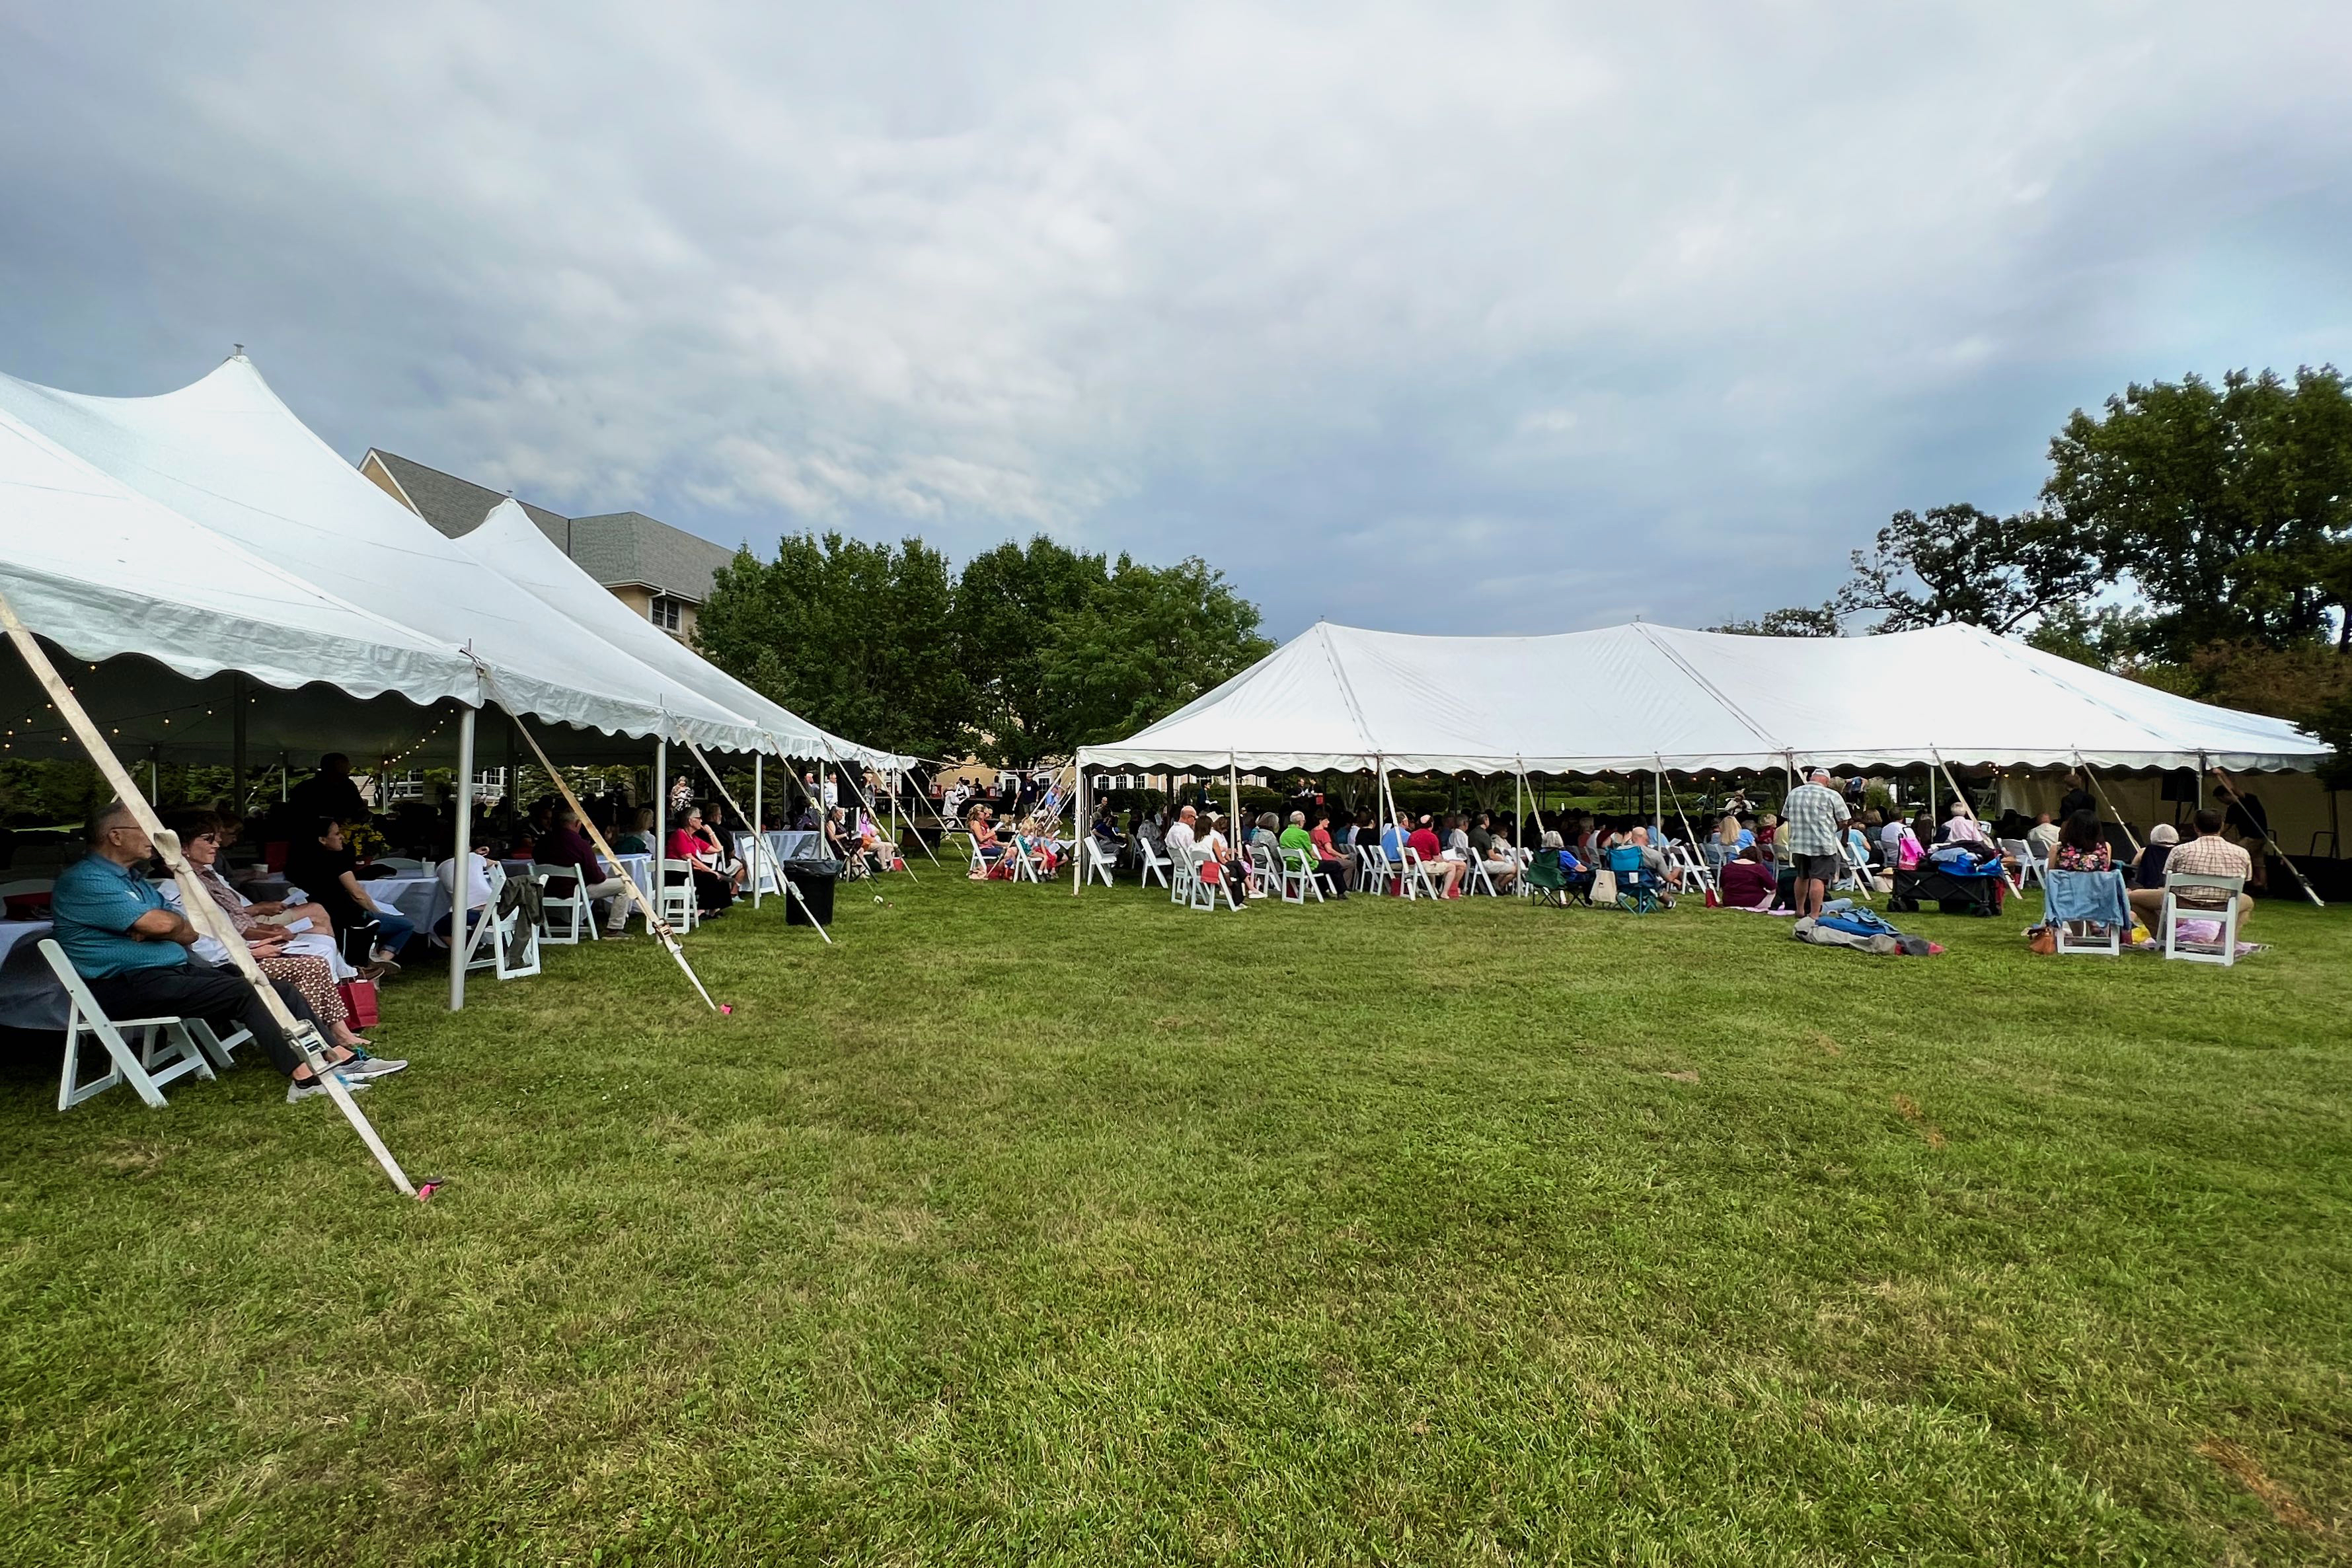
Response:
[[1082, 838, 1118, 888], [42, 940, 243, 1110], [1248, 842, 1282, 901], [2160, 871, 2244, 966], [1398, 847, 1445, 900], [1277, 846, 1323, 904], [459, 865, 543, 980], [2001, 838, 2048, 890], [1137, 839, 1172, 890], [657, 858, 700, 932], [535, 868, 597, 945], [1463, 853, 1499, 897]]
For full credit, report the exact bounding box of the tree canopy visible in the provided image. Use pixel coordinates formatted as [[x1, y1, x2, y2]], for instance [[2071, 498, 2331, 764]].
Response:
[[697, 533, 1271, 765]]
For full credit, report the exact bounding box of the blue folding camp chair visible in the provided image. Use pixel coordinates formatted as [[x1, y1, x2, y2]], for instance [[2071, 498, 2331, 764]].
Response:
[[1608, 844, 1662, 915]]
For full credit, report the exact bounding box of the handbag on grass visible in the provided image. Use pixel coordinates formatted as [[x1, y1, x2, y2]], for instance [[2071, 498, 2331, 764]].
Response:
[[336, 977, 380, 1027]]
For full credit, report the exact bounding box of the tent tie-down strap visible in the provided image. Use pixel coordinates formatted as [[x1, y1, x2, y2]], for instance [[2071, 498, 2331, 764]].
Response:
[[0, 588, 420, 1196], [478, 669, 718, 1010], [683, 739, 832, 945]]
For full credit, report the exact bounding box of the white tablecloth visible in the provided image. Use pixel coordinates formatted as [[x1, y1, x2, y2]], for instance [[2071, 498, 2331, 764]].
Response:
[[366, 874, 443, 928]]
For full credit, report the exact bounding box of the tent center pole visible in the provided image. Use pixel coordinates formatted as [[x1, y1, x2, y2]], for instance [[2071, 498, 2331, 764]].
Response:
[[449, 706, 475, 1012], [231, 672, 248, 811], [751, 754, 763, 909]]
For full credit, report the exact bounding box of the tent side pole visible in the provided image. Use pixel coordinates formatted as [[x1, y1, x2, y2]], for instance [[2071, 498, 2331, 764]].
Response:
[[1071, 765, 1085, 896], [448, 706, 474, 1013], [1228, 753, 1241, 837], [231, 672, 248, 811], [654, 733, 667, 928], [751, 754, 763, 909]]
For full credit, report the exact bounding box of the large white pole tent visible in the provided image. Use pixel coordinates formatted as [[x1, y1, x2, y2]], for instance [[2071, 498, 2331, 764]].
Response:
[[1077, 620, 2330, 778], [0, 352, 910, 1014], [0, 354, 774, 756]]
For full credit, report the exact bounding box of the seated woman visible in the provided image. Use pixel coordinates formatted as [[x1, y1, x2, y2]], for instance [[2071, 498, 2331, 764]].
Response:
[[667, 806, 737, 916], [2131, 823, 2178, 890], [161, 811, 375, 1054], [285, 815, 415, 970], [613, 806, 656, 856], [1199, 813, 1247, 905], [1305, 812, 1354, 895], [1718, 844, 1780, 910], [2049, 809, 2113, 872], [695, 805, 749, 892], [1711, 813, 1753, 868], [1941, 800, 1990, 844], [966, 807, 1005, 880], [1480, 823, 1518, 892]]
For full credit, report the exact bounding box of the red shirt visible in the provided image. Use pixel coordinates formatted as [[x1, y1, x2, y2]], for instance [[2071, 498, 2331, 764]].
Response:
[[1407, 828, 1442, 860], [1310, 826, 1339, 860]]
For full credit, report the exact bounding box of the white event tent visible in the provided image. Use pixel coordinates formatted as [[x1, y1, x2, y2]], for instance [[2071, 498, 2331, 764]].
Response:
[[1073, 621, 2330, 855], [0, 351, 909, 1004]]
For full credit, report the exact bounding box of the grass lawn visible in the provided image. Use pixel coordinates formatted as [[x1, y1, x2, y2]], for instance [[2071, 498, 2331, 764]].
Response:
[[2, 867, 2347, 1565]]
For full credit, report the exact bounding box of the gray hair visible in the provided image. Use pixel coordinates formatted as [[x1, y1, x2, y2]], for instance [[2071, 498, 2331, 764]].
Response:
[[1289, 809, 1306, 825]]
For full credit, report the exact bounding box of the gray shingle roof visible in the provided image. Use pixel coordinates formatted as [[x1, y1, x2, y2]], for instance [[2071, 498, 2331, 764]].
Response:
[[565, 512, 739, 604], [364, 450, 568, 543], [363, 452, 740, 602]]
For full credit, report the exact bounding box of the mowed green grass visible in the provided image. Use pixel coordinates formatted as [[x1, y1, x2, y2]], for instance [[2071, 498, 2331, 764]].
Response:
[[1, 867, 2347, 1566]]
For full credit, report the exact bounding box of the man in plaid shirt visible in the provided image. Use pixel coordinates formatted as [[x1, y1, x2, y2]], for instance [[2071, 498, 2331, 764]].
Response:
[[2128, 808, 2255, 930], [1780, 768, 1850, 920]]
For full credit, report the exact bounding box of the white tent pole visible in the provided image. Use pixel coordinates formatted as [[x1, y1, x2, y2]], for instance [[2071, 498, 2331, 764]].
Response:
[[449, 707, 474, 1012], [751, 753, 763, 909], [1071, 766, 1086, 897], [654, 731, 668, 927], [1228, 753, 1241, 837]]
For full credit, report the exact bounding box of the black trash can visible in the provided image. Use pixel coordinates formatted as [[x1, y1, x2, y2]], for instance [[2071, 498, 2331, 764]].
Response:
[[779, 858, 841, 926]]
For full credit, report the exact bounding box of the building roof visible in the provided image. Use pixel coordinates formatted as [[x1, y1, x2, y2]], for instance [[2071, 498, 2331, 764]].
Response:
[[566, 511, 738, 604], [361, 451, 740, 603]]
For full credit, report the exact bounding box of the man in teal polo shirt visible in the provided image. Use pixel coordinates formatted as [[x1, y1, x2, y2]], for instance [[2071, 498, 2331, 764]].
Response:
[[53, 802, 390, 1103]]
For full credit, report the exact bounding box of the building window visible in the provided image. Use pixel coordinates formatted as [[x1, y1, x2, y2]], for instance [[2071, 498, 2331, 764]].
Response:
[[649, 595, 683, 632]]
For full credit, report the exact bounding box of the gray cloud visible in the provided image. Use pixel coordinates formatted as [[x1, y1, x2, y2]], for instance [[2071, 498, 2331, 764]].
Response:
[[4, 1, 2349, 640]]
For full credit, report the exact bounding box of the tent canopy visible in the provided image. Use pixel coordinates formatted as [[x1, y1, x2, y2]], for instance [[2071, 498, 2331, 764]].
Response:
[[0, 354, 771, 753], [447, 501, 915, 772], [1077, 620, 2329, 776]]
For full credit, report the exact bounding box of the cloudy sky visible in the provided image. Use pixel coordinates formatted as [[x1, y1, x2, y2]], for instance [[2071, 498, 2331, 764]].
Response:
[[4, 3, 2348, 642]]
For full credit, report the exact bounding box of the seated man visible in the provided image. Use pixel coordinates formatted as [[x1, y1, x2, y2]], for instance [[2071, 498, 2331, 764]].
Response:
[[1304, 812, 1355, 895], [540, 805, 638, 932], [2026, 811, 2061, 861], [2128, 809, 2254, 930], [434, 828, 498, 947], [1624, 826, 1677, 899], [1405, 815, 1465, 897], [52, 803, 400, 1103], [1276, 810, 1342, 897]]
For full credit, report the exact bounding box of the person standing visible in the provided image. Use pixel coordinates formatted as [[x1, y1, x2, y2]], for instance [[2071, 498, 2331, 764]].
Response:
[[1780, 768, 1848, 921]]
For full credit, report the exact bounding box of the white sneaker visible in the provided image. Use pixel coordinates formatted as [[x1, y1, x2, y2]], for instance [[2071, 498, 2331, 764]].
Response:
[[337, 1055, 408, 1079], [285, 1072, 372, 1104]]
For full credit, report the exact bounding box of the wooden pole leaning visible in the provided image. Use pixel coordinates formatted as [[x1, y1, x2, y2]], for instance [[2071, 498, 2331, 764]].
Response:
[[500, 702, 718, 1010], [683, 739, 832, 945], [0, 590, 418, 1197]]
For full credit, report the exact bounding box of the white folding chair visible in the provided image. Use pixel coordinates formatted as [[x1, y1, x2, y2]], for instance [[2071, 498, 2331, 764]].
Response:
[[2161, 872, 2244, 966], [459, 865, 543, 980], [42, 939, 247, 1110], [2002, 838, 2049, 890], [1082, 837, 1117, 889], [1462, 852, 1499, 897], [1167, 842, 1198, 904], [1359, 842, 1398, 897], [1278, 846, 1323, 905], [535, 869, 597, 945], [1007, 835, 1044, 883], [1398, 846, 1442, 900], [1187, 847, 1242, 912], [1831, 840, 1876, 903], [658, 858, 700, 933], [2041, 870, 2122, 956], [1137, 838, 1172, 890], [1248, 842, 1282, 901]]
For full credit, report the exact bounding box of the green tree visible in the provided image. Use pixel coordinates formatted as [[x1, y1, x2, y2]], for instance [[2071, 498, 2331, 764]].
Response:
[[1704, 603, 1840, 637], [2043, 366, 2352, 657], [695, 533, 969, 759], [952, 538, 1108, 766], [1837, 503, 2099, 635], [1041, 556, 1275, 747]]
